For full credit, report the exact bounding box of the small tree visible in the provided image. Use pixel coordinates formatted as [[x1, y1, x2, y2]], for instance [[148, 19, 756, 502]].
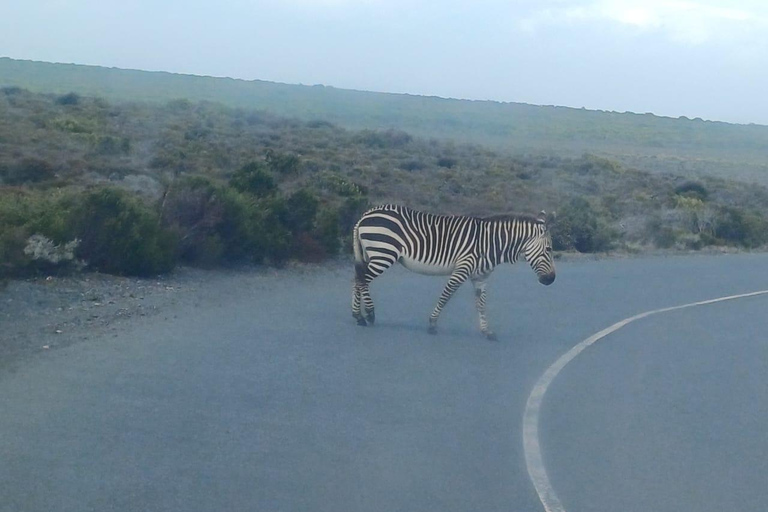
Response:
[[56, 92, 81, 106], [674, 181, 709, 202], [73, 188, 176, 276], [230, 162, 277, 197], [551, 197, 615, 252], [279, 189, 319, 234], [265, 149, 300, 175]]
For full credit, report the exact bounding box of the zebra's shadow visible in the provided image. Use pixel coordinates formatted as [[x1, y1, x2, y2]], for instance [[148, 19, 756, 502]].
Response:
[[363, 320, 491, 343]]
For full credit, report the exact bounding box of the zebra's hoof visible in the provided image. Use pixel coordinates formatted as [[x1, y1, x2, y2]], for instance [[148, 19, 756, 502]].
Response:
[[428, 325, 438, 335], [356, 317, 368, 326], [484, 331, 498, 341], [365, 312, 375, 326]]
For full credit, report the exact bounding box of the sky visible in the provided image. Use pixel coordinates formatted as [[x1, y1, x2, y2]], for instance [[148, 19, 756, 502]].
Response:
[[2, 0, 767, 125]]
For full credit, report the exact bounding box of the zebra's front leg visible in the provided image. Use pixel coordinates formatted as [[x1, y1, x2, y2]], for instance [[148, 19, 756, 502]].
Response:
[[428, 265, 472, 335], [471, 276, 496, 341]]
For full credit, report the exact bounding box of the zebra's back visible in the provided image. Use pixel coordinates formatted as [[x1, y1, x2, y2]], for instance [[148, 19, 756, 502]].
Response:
[[356, 205, 481, 274]]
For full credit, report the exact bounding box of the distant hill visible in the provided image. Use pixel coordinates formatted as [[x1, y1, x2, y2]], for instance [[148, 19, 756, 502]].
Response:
[[2, 57, 768, 183]]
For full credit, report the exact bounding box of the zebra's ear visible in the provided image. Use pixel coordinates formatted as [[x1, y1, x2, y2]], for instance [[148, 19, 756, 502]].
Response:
[[538, 210, 555, 228]]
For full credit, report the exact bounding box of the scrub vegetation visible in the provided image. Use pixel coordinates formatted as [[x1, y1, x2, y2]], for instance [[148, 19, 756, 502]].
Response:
[[3, 57, 768, 185], [2, 85, 768, 278]]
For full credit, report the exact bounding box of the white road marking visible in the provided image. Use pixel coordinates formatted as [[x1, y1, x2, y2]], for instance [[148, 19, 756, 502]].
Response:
[[522, 289, 768, 512]]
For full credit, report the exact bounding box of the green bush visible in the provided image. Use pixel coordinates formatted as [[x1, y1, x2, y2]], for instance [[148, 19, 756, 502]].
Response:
[[2, 86, 24, 96], [317, 172, 368, 197], [1, 187, 178, 277], [644, 217, 677, 248], [163, 177, 291, 266], [280, 189, 319, 234], [674, 181, 709, 201], [551, 197, 615, 252], [2, 158, 57, 184], [355, 129, 412, 148], [437, 156, 457, 168], [94, 135, 131, 155], [56, 92, 81, 106], [230, 162, 277, 197], [72, 188, 176, 276], [0, 189, 79, 276], [0, 191, 36, 275], [400, 159, 426, 172], [314, 207, 341, 257], [265, 149, 300, 175], [713, 207, 767, 248]]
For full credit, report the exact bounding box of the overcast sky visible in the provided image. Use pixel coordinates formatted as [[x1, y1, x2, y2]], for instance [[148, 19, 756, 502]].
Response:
[[2, 0, 767, 124]]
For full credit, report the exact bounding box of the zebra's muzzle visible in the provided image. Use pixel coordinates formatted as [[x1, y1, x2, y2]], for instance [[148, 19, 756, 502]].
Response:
[[538, 272, 556, 285]]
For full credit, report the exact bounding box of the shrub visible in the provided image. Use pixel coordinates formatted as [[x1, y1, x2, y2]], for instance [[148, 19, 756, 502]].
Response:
[[355, 129, 412, 148], [2, 86, 24, 96], [265, 149, 301, 175], [56, 92, 81, 106], [0, 189, 80, 276], [72, 188, 176, 276], [337, 195, 370, 233], [2, 158, 57, 184], [306, 119, 335, 129], [314, 207, 341, 257], [94, 135, 131, 155], [674, 181, 709, 201], [644, 216, 677, 249], [279, 189, 319, 234], [317, 172, 368, 197], [713, 207, 767, 248], [0, 190, 36, 275], [162, 177, 291, 265], [437, 157, 457, 169], [23, 234, 82, 271], [551, 197, 616, 252], [292, 232, 327, 263], [577, 154, 622, 175], [401, 159, 426, 172], [230, 161, 277, 197]]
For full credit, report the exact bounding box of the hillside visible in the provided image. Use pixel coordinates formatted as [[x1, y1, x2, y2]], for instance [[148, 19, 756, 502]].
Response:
[[2, 58, 768, 185], [3, 89, 768, 279]]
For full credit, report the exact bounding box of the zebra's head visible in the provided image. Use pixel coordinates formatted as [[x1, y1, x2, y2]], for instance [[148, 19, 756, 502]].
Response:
[[523, 211, 556, 286]]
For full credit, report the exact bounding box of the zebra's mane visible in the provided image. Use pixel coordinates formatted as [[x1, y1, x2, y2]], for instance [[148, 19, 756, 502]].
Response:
[[370, 205, 544, 225], [478, 213, 544, 224]]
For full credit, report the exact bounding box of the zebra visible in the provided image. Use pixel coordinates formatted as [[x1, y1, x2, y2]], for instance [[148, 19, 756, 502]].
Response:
[[351, 204, 556, 340]]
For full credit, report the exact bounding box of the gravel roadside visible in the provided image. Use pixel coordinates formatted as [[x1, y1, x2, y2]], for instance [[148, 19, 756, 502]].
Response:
[[0, 261, 350, 371]]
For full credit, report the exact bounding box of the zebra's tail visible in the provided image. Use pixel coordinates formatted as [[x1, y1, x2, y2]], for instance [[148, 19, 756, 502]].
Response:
[[353, 222, 367, 282]]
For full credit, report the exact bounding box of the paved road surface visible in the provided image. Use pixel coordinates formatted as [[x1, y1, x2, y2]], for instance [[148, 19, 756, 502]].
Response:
[[2, 254, 768, 511]]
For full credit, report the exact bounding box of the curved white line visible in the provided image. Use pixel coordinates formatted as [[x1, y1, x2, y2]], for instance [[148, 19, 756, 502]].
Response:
[[523, 289, 768, 512]]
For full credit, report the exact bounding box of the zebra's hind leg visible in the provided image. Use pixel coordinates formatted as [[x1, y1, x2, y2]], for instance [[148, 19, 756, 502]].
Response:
[[361, 285, 375, 325], [359, 255, 397, 325], [352, 261, 371, 326], [471, 276, 497, 341], [353, 258, 389, 326], [352, 281, 367, 326]]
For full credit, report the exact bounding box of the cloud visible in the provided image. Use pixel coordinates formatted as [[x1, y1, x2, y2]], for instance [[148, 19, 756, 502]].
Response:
[[520, 1, 768, 45]]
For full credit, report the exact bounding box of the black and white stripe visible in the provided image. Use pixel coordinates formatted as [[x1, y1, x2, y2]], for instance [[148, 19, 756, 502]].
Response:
[[352, 204, 556, 339]]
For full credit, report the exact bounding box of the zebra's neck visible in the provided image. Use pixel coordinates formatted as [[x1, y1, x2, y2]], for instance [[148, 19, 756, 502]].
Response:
[[484, 218, 533, 266]]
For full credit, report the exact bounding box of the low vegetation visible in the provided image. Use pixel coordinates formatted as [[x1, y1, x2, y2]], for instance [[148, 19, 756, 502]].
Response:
[[3, 57, 767, 185], [2, 88, 768, 278]]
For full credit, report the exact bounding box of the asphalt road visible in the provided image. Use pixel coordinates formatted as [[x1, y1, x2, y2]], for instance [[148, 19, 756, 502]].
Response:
[[2, 254, 768, 512]]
